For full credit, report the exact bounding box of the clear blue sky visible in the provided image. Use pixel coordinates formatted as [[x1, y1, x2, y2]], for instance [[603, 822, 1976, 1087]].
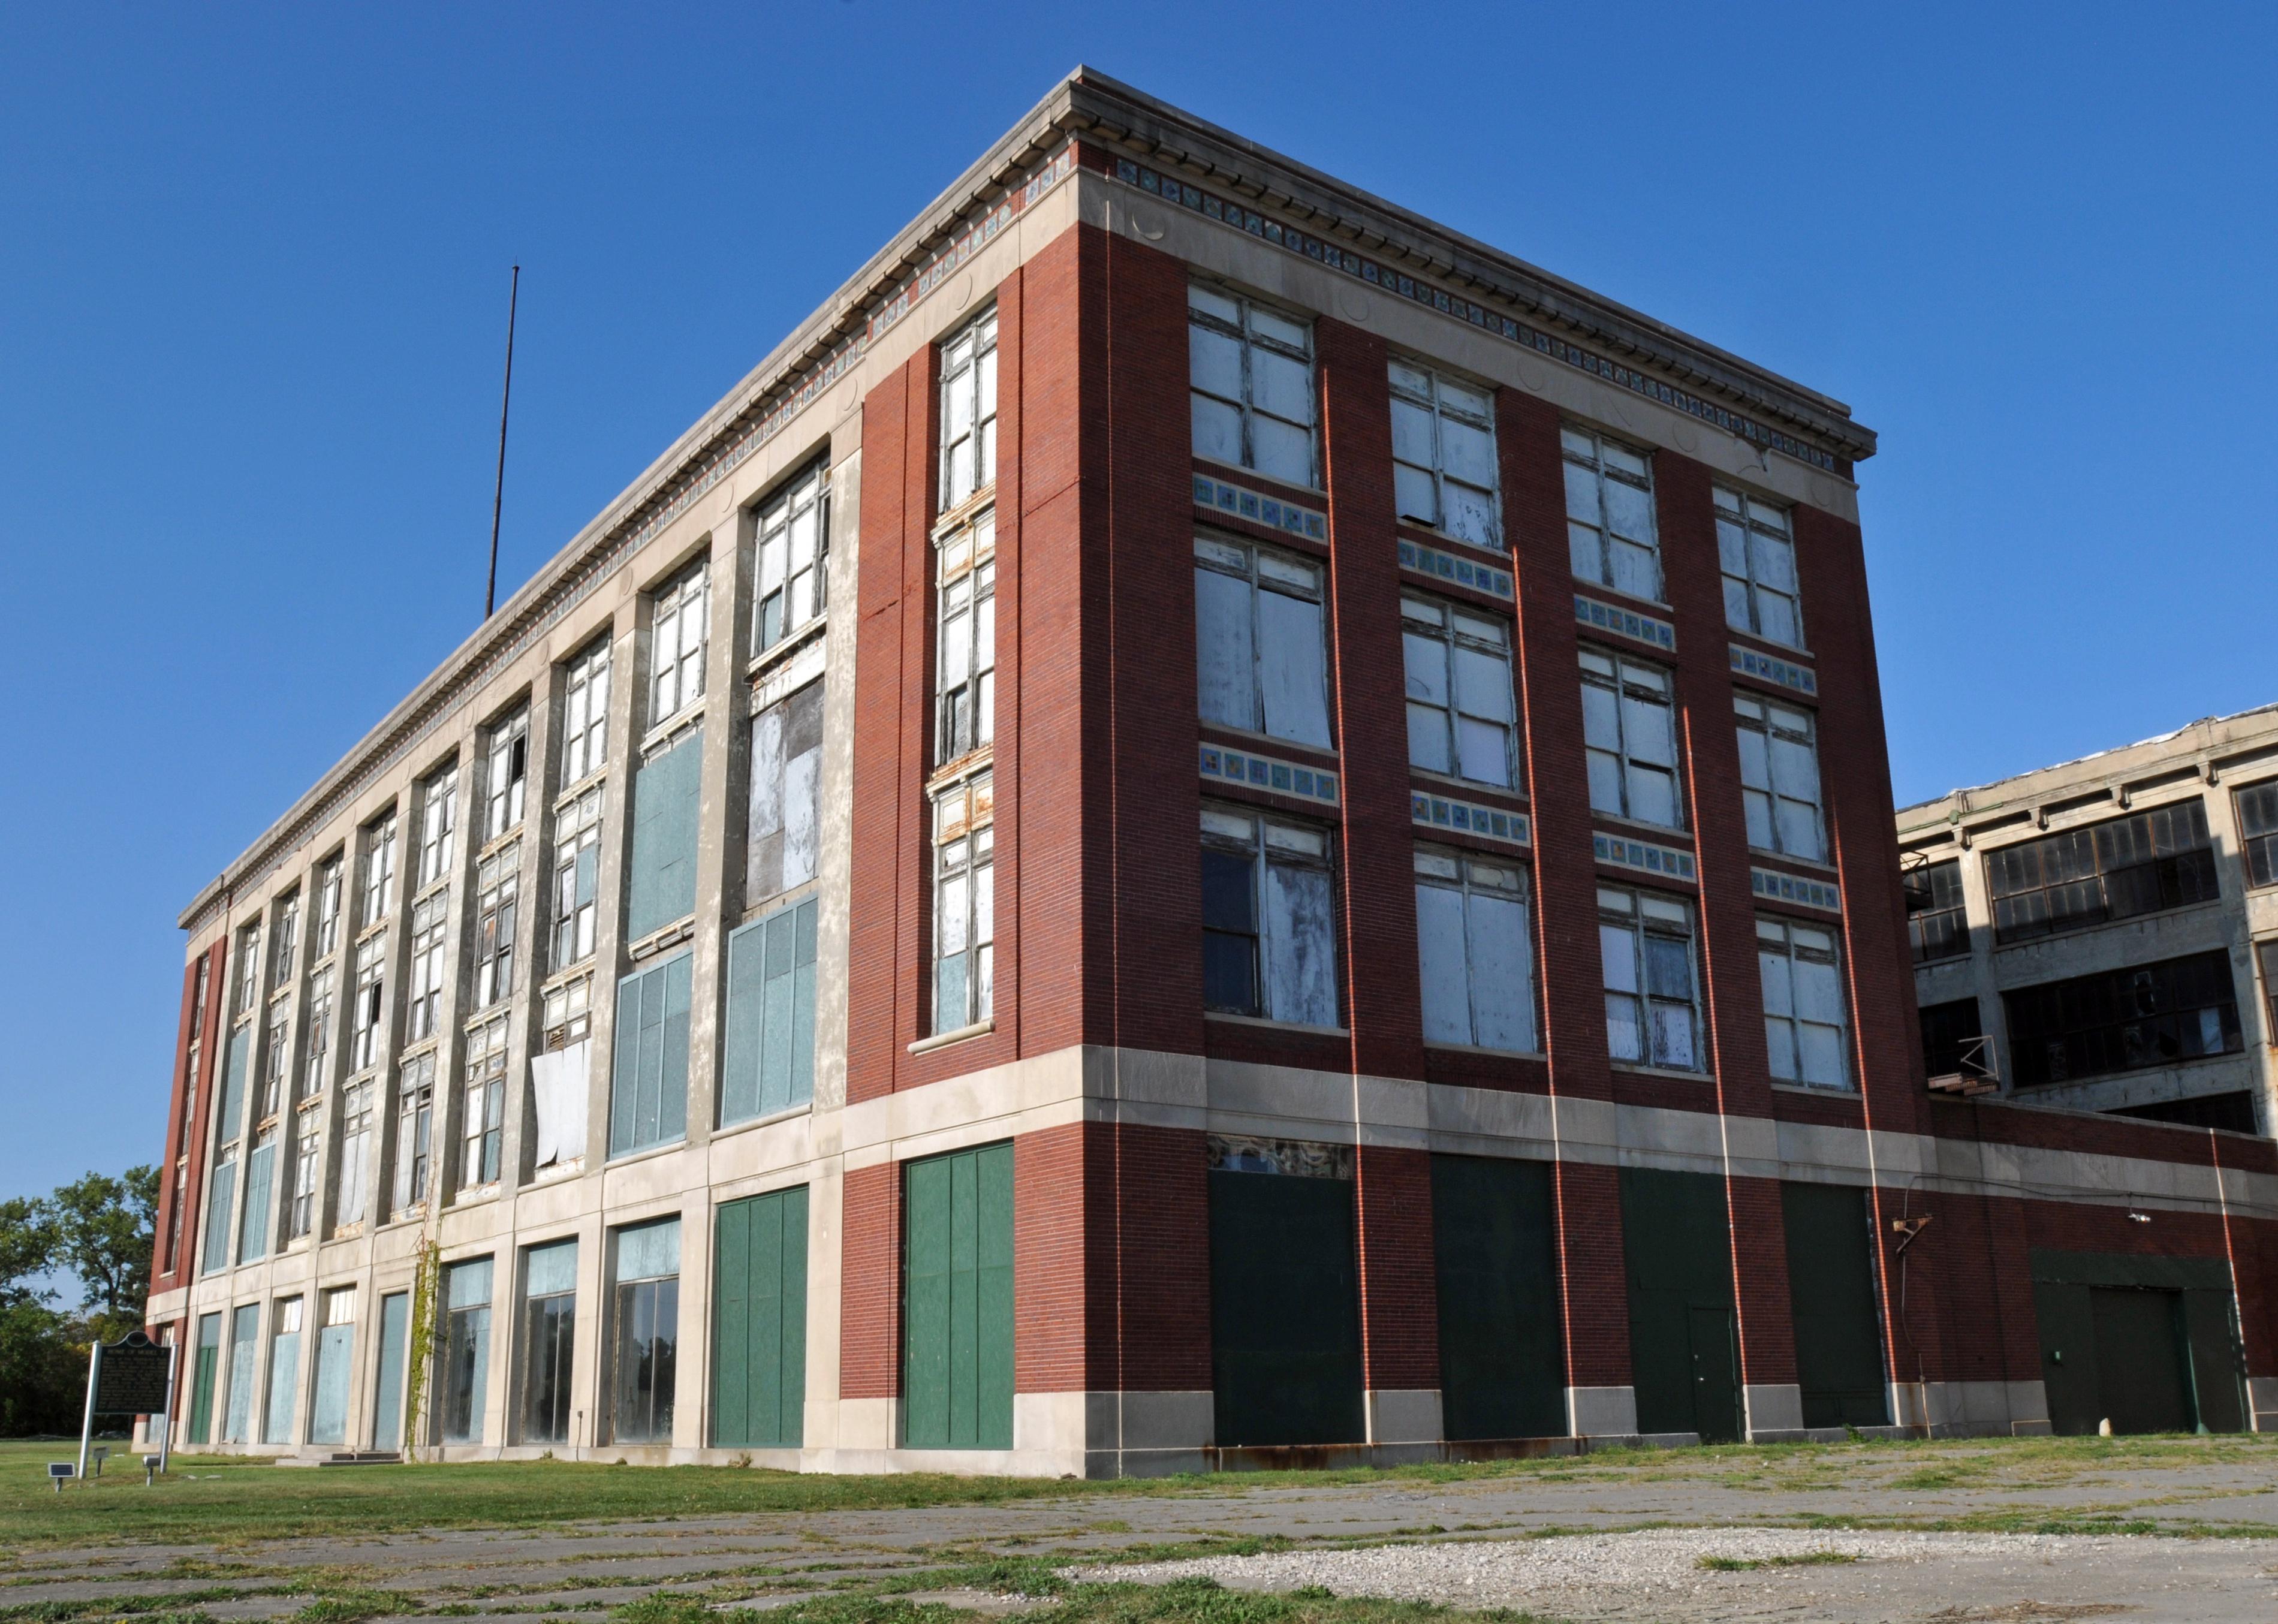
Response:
[[2, 3, 2273, 1204]]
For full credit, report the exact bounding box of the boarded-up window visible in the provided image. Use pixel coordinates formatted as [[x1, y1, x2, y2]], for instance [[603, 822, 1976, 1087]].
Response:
[[610, 952, 691, 1156], [1415, 848, 1537, 1053], [902, 1143, 1013, 1450], [1432, 1154, 1564, 1441], [722, 897, 818, 1126], [199, 1154, 235, 1275], [626, 727, 703, 941], [1194, 537, 1331, 748], [218, 1023, 251, 1143], [748, 683, 822, 905], [308, 1286, 355, 1446], [529, 1039, 590, 1168], [1201, 806, 1337, 1027], [713, 1185, 808, 1448], [263, 1295, 302, 1445]]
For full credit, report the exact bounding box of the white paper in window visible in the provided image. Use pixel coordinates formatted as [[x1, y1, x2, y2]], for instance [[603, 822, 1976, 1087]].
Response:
[[1414, 882, 1470, 1045], [783, 745, 820, 890], [530, 1039, 590, 1169], [1467, 891, 1536, 1053], [1195, 569, 1255, 729], [1264, 860, 1336, 1027], [1251, 416, 1311, 487], [1258, 590, 1330, 746]]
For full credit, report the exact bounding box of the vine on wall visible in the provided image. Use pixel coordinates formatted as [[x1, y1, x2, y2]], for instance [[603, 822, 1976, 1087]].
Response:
[[400, 1239, 440, 1461]]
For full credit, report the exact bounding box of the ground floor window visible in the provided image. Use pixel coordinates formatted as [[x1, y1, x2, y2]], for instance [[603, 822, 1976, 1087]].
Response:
[[441, 1258, 493, 1444], [522, 1240, 577, 1445], [610, 1219, 680, 1444]]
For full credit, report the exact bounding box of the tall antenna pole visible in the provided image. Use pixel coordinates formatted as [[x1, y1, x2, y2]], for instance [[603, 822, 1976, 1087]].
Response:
[[484, 264, 521, 620]]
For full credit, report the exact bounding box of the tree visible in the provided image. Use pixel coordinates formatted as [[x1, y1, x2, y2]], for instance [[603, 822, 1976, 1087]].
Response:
[[0, 1195, 57, 1309], [0, 1197, 74, 1435], [46, 1165, 158, 1319]]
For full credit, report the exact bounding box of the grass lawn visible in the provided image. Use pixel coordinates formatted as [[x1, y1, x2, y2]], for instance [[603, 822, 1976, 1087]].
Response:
[[2, 1432, 2271, 1555]]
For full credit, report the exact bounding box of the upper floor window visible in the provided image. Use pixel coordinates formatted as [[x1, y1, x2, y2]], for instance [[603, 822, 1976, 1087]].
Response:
[[349, 932, 387, 1073], [273, 894, 299, 990], [472, 843, 518, 1010], [932, 774, 994, 1035], [1563, 426, 1660, 602], [1402, 595, 1517, 789], [1581, 649, 1682, 830], [935, 511, 995, 766], [2256, 940, 2278, 1044], [2003, 948, 2241, 1088], [1189, 284, 1314, 490], [302, 966, 333, 1101], [754, 461, 827, 655], [1734, 694, 1825, 861], [939, 310, 997, 510], [1195, 536, 1330, 749], [1715, 486, 1802, 647], [462, 1015, 508, 1192], [1388, 360, 1499, 548], [393, 1052, 436, 1214], [749, 681, 823, 906], [561, 638, 611, 787], [314, 857, 342, 960], [417, 764, 459, 890], [484, 707, 529, 841], [1758, 916, 1849, 1089], [650, 561, 709, 726], [1200, 805, 1337, 1028], [1984, 801, 2218, 945], [237, 922, 263, 1016], [1907, 858, 1969, 963], [1598, 885, 1700, 1071], [2237, 781, 2278, 887], [552, 784, 604, 970], [406, 892, 447, 1044], [362, 812, 398, 925], [1414, 847, 1536, 1053]]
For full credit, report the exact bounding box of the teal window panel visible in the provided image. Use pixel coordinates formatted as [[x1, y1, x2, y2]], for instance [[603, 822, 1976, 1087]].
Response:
[[902, 1143, 1013, 1450], [712, 1185, 809, 1448], [626, 728, 703, 941], [722, 897, 818, 1126], [610, 952, 691, 1156]]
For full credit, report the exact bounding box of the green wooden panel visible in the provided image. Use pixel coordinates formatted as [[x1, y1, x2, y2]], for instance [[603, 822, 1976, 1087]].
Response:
[[186, 1313, 221, 1444], [611, 953, 691, 1156], [2181, 1289, 2246, 1435], [200, 1159, 235, 1276], [1209, 1168, 1366, 1447], [2090, 1287, 2192, 1434], [218, 1026, 250, 1142], [1780, 1182, 1890, 1428], [627, 728, 703, 940], [712, 1185, 808, 1447], [2033, 1279, 2102, 1436], [723, 899, 820, 1128], [238, 1141, 275, 1264], [1620, 1167, 1736, 1439], [902, 1144, 1012, 1449], [1431, 1155, 1565, 1441]]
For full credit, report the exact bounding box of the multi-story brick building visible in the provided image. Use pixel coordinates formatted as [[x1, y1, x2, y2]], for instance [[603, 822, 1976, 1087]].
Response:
[[143, 71, 2276, 1471], [1900, 701, 2278, 1138]]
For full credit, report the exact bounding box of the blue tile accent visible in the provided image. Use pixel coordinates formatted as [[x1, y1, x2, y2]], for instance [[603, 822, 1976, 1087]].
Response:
[[1574, 594, 1677, 652], [1193, 472, 1328, 541], [1728, 643, 1819, 696], [1410, 790, 1531, 849], [1750, 866, 1842, 913], [1592, 831, 1697, 881], [1200, 743, 1339, 805], [1115, 158, 1842, 474], [1398, 538, 1515, 601]]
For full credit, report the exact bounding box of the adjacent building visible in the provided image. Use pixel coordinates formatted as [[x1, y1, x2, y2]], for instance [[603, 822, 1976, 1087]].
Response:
[[1900, 702, 2278, 1137], [143, 70, 2277, 1472]]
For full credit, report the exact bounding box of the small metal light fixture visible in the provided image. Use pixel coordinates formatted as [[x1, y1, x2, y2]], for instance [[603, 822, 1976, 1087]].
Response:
[[2128, 1211, 2152, 1224]]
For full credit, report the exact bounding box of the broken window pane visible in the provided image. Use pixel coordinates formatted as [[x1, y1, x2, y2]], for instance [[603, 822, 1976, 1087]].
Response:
[[1716, 485, 1804, 647], [1581, 649, 1683, 828], [1758, 915, 1851, 1090], [1563, 426, 1662, 601], [940, 311, 998, 508], [1415, 848, 1536, 1052], [1194, 537, 1330, 748], [1190, 282, 1315, 488], [1601, 886, 1702, 1072]]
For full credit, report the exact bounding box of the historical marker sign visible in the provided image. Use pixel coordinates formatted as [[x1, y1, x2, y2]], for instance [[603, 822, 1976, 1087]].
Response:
[[93, 1332, 173, 1415]]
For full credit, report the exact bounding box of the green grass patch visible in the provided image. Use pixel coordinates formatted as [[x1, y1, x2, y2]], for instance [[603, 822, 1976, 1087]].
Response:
[[616, 1578, 1565, 1624], [1695, 1551, 1860, 1571]]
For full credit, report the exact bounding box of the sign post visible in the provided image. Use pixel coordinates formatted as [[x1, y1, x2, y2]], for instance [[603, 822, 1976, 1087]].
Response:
[[158, 1338, 179, 1475], [80, 1331, 177, 1481], [77, 1341, 101, 1483]]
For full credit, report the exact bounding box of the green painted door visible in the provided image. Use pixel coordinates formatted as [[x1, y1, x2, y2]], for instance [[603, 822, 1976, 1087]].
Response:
[[1432, 1155, 1565, 1441], [186, 1312, 221, 1444], [1209, 1166, 1366, 1447], [2091, 1288, 2192, 1434], [1620, 1167, 1740, 1441], [902, 1143, 1013, 1449], [1780, 1182, 1889, 1427], [713, 1185, 809, 1447]]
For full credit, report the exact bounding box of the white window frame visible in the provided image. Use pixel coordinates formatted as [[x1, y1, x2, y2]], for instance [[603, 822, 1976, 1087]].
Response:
[[1194, 535, 1332, 748], [417, 765, 459, 890], [1735, 693, 1826, 861], [1188, 283, 1316, 490], [560, 637, 611, 787], [462, 1014, 508, 1192], [1199, 805, 1339, 1029], [1759, 915, 1850, 1089], [1402, 594, 1518, 788], [1716, 485, 1803, 647], [551, 786, 603, 971], [1414, 846, 1538, 1053], [392, 1051, 435, 1215], [930, 773, 994, 1035], [314, 858, 342, 960], [405, 892, 447, 1045], [237, 922, 262, 1015], [484, 706, 529, 841], [1599, 885, 1703, 1072], [273, 893, 299, 990], [301, 966, 333, 1103], [939, 309, 998, 510], [650, 559, 709, 726], [541, 972, 592, 1051], [335, 1079, 373, 1230], [472, 844, 518, 1010], [288, 1110, 320, 1240], [935, 510, 996, 766], [1581, 647, 1683, 830], [1563, 425, 1662, 602], [1388, 359, 1501, 547], [361, 814, 397, 926], [348, 933, 386, 1073], [753, 460, 828, 655], [260, 1011, 288, 1121]]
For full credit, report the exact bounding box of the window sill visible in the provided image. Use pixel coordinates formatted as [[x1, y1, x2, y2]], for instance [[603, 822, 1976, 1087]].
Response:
[[1200, 722, 1339, 763], [640, 710, 705, 761], [1423, 1040, 1546, 1061], [531, 1156, 583, 1183], [1771, 1081, 1858, 1098], [1192, 455, 1328, 504], [748, 618, 827, 685], [475, 826, 525, 864], [355, 917, 390, 946], [628, 918, 697, 962], [1571, 574, 1673, 614], [604, 1138, 688, 1170], [713, 1102, 815, 1139], [910, 1020, 994, 1056], [1747, 846, 1838, 875], [1592, 812, 1694, 843], [1609, 1062, 1713, 1082], [1396, 518, 1507, 561], [1204, 1010, 1349, 1037], [1988, 897, 2226, 953], [933, 486, 997, 539], [453, 1185, 501, 1209], [927, 746, 996, 794], [1729, 629, 1816, 662], [1409, 767, 1525, 802], [555, 770, 607, 812]]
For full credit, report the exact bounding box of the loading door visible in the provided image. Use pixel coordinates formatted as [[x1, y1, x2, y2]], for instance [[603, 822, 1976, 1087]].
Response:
[[1209, 1162, 1365, 1447], [1780, 1182, 1890, 1427], [1432, 1154, 1565, 1441], [902, 1143, 1013, 1450], [2031, 1249, 2246, 1435], [1621, 1167, 1741, 1442]]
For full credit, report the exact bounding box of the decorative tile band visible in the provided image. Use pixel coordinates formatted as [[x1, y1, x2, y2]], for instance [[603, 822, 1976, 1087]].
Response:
[[1400, 538, 1514, 599], [1729, 644, 1818, 697], [1752, 867, 1842, 913], [867, 145, 1078, 343], [1113, 157, 1842, 472], [1200, 743, 1340, 805], [1575, 593, 1676, 652], [1411, 790, 1530, 846], [1593, 832, 1698, 881], [1193, 472, 1328, 541], [1209, 1134, 1354, 1178]]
